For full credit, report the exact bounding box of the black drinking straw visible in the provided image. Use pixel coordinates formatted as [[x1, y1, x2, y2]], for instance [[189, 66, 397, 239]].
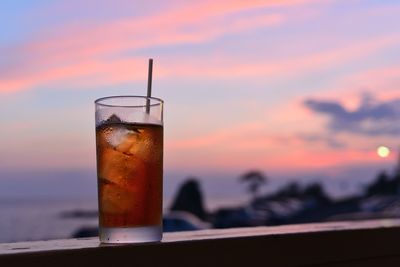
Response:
[[146, 58, 153, 113]]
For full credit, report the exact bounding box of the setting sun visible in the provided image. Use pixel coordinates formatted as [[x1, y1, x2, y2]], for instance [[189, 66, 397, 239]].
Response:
[[377, 146, 390, 158]]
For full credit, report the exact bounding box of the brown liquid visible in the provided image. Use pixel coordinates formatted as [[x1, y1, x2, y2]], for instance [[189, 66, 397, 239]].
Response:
[[96, 122, 163, 227]]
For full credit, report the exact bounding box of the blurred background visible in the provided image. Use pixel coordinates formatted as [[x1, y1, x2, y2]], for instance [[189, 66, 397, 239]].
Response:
[[1, 0, 400, 243]]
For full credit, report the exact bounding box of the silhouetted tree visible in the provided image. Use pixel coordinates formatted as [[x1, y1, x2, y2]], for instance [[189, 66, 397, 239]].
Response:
[[275, 182, 302, 198], [365, 171, 397, 196], [170, 178, 207, 220], [393, 172, 400, 195], [239, 170, 267, 200], [303, 183, 331, 204], [271, 181, 331, 204]]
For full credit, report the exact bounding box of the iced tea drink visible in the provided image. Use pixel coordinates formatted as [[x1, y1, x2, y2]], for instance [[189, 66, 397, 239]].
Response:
[[95, 96, 163, 243]]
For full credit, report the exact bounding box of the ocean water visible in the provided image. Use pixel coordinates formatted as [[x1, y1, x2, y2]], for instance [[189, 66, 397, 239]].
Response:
[[0, 198, 98, 243], [0, 196, 247, 244]]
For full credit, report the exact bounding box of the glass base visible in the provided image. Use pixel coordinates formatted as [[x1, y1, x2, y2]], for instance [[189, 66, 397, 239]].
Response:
[[99, 225, 162, 244]]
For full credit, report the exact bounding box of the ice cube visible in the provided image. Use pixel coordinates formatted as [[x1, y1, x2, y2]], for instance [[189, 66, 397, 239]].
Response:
[[106, 127, 137, 149], [106, 114, 122, 123], [127, 127, 162, 162], [115, 130, 140, 154], [98, 145, 146, 184], [98, 148, 130, 185]]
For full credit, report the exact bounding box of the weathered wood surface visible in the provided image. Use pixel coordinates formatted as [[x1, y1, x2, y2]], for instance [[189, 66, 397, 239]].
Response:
[[1, 219, 400, 267]]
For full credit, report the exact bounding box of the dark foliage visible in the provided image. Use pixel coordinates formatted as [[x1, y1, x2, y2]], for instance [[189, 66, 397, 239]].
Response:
[[170, 178, 207, 220]]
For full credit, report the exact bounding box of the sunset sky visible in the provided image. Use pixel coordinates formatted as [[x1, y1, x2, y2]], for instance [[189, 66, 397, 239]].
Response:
[[1, 0, 400, 200]]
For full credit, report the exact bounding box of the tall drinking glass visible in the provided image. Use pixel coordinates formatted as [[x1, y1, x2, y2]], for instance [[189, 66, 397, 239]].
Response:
[[95, 96, 163, 243]]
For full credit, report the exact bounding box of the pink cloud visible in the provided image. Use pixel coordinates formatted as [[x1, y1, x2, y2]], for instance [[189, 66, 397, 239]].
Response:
[[304, 64, 400, 110], [164, 90, 399, 172], [341, 65, 400, 90], [3, 31, 398, 95], [2, 0, 398, 96], [165, 139, 383, 172], [0, 58, 149, 93], [0, 0, 326, 94], [155, 35, 400, 86], [167, 122, 267, 149], [6, 1, 292, 71], [165, 115, 389, 172]]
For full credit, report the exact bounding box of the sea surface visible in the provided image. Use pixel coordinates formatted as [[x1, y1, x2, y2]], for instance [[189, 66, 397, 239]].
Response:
[[0, 197, 98, 243], [0, 196, 247, 244]]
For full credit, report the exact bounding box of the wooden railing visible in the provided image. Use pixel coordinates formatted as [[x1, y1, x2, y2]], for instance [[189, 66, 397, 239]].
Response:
[[2, 219, 400, 267]]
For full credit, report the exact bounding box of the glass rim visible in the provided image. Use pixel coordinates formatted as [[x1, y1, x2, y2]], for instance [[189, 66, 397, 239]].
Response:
[[95, 95, 164, 108]]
